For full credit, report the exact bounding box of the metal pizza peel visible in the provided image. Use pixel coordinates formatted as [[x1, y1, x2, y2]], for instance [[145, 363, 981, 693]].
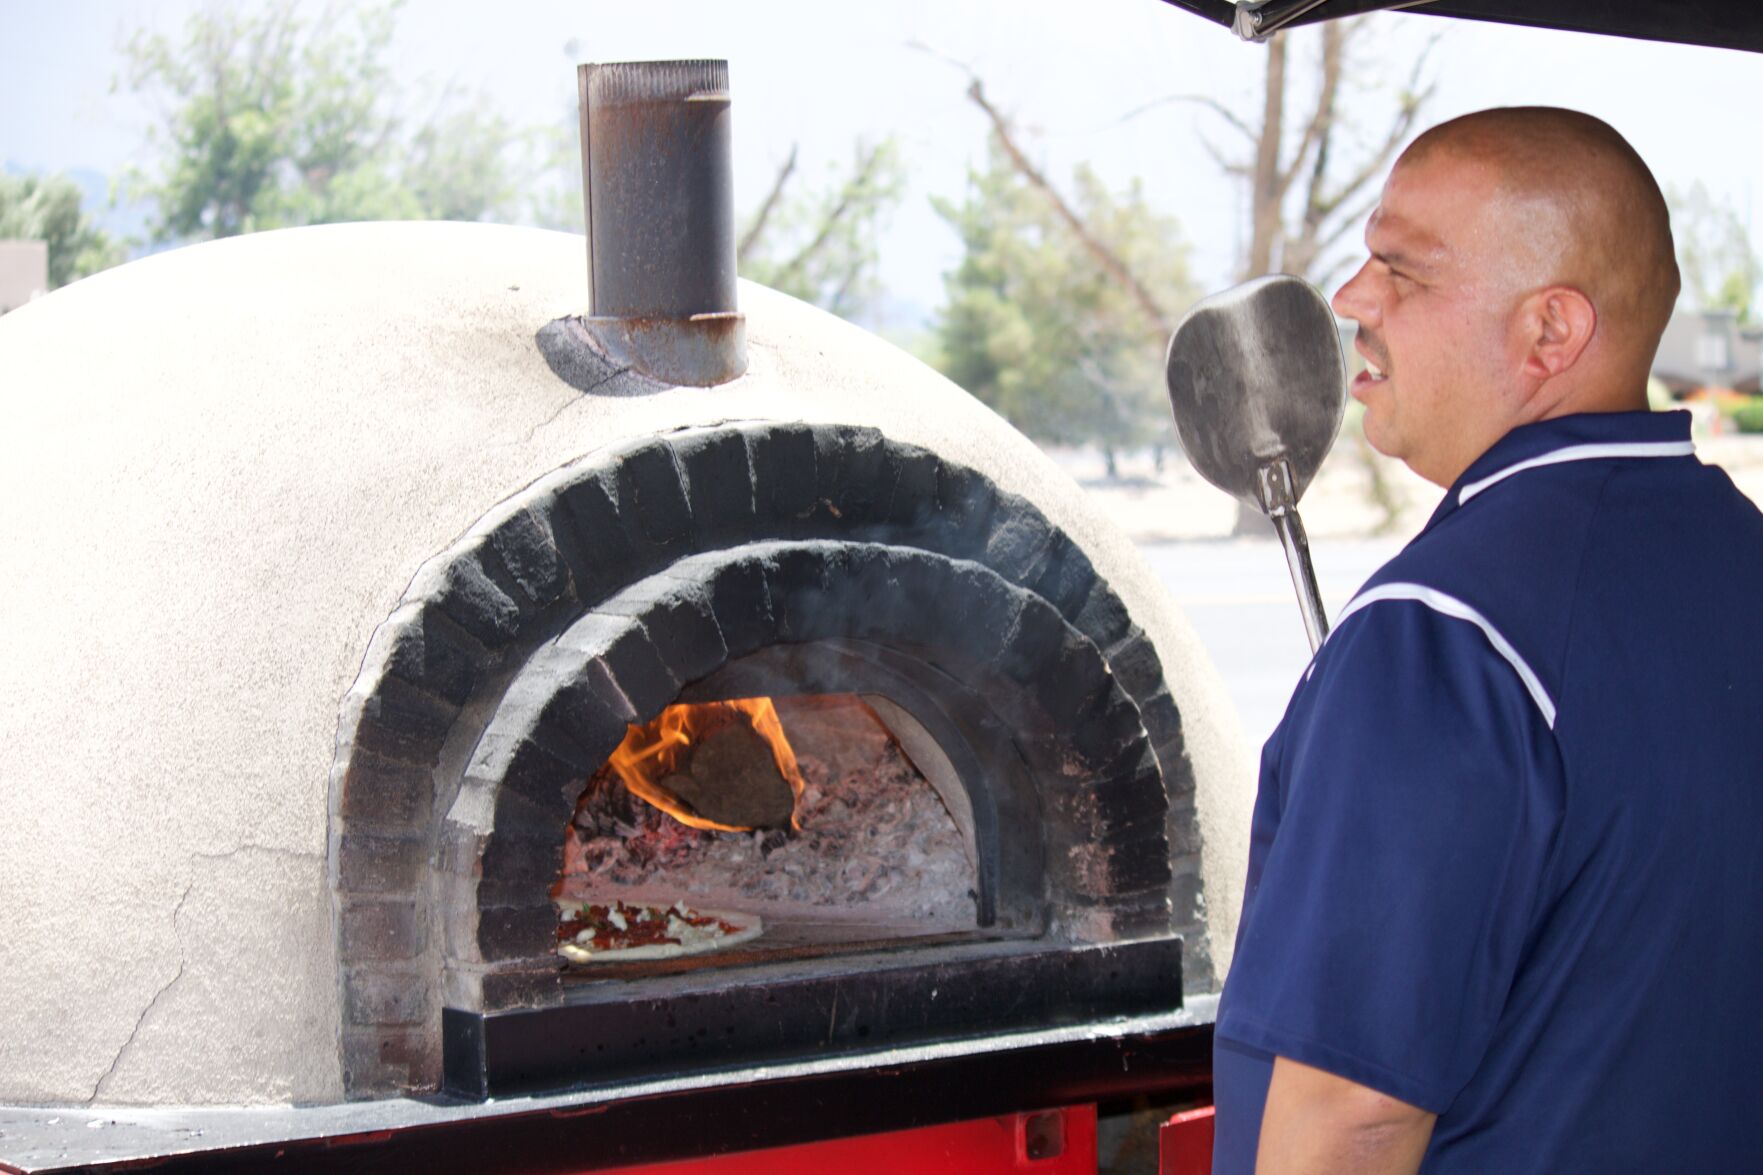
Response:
[[1164, 274, 1347, 652]]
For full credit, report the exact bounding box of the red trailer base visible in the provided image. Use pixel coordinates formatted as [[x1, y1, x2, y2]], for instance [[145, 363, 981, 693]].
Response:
[[1160, 1104, 1217, 1175], [595, 1105, 1098, 1175]]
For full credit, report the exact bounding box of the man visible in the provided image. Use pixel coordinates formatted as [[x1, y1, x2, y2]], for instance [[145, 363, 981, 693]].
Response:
[[1212, 107, 1763, 1174]]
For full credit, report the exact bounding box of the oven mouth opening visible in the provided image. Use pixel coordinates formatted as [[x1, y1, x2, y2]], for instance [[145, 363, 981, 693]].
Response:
[[551, 691, 1007, 981]]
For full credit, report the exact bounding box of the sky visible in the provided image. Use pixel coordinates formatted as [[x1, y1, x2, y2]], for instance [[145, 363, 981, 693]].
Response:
[[8, 0, 1763, 329]]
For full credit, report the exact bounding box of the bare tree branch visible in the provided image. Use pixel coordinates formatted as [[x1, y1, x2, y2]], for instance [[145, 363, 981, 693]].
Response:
[[737, 143, 798, 264], [1282, 21, 1346, 278], [770, 140, 885, 287], [1244, 31, 1288, 277], [1114, 93, 1260, 143], [1311, 30, 1438, 219], [962, 76, 1174, 338], [1277, 23, 1341, 197], [1195, 128, 1249, 179]]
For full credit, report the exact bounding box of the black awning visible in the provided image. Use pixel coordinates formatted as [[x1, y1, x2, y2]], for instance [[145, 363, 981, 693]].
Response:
[[1157, 0, 1761, 56]]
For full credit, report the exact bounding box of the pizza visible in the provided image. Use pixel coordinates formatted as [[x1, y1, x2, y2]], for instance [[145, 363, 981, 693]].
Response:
[[556, 898, 763, 964]]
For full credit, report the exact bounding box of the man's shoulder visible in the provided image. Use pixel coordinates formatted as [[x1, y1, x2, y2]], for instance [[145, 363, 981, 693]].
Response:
[[1333, 484, 1598, 731]]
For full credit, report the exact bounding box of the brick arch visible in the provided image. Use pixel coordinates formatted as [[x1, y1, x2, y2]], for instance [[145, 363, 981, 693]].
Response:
[[327, 422, 1206, 1095], [438, 541, 1171, 1013]]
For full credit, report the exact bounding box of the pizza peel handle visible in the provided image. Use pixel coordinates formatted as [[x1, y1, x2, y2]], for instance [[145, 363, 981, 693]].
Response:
[[1165, 274, 1347, 652]]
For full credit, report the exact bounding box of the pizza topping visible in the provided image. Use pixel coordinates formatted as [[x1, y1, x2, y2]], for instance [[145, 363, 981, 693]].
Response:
[[557, 899, 757, 963]]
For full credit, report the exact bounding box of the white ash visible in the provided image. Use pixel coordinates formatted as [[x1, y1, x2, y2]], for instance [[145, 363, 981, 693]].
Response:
[[560, 698, 978, 924]]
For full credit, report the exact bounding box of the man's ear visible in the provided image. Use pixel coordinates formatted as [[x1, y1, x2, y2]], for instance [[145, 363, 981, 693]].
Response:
[[1519, 286, 1597, 380]]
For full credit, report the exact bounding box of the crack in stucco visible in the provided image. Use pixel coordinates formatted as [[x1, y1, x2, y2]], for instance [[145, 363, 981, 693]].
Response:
[[522, 393, 591, 445], [191, 843, 323, 865], [83, 845, 323, 1104], [87, 883, 193, 1104]]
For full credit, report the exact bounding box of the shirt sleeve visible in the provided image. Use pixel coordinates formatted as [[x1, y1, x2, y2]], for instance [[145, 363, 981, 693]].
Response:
[[1215, 598, 1564, 1114]]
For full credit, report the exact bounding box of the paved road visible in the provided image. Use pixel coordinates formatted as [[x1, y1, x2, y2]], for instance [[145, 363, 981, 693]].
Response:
[[1138, 537, 1406, 752]]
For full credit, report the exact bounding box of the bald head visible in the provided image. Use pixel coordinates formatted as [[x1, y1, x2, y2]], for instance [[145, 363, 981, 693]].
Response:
[[1334, 107, 1679, 485], [1400, 107, 1679, 365]]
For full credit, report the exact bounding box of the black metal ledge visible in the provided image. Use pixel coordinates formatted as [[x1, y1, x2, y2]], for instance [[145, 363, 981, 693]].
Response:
[[446, 937, 1185, 1100]]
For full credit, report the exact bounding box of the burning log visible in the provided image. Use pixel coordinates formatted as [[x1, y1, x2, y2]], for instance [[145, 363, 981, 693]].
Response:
[[656, 721, 796, 830], [607, 698, 806, 832]]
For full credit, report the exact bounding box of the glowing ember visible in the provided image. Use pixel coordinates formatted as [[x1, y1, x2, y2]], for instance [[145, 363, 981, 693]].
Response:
[[607, 698, 807, 832]]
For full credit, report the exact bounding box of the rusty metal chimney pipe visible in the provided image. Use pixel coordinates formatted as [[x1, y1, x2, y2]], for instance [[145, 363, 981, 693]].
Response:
[[577, 60, 747, 386]]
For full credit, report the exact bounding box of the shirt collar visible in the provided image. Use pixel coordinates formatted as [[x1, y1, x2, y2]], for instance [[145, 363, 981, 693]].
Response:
[[1425, 410, 1695, 529]]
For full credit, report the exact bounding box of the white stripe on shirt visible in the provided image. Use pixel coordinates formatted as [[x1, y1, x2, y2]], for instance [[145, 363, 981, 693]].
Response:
[[1457, 441, 1695, 504], [1333, 582, 1558, 728]]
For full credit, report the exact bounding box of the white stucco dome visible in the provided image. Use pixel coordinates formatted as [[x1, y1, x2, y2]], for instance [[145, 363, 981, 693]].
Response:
[[0, 221, 1249, 1105]]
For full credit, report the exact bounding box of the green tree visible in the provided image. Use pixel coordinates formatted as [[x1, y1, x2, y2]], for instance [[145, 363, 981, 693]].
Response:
[[932, 144, 1196, 463], [1668, 181, 1759, 323], [0, 172, 124, 288], [117, 0, 532, 243], [737, 139, 907, 320]]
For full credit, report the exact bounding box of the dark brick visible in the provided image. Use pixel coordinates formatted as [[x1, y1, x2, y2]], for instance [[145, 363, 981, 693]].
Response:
[[337, 834, 426, 895], [555, 469, 637, 602], [745, 422, 818, 522], [1073, 581, 1134, 650], [488, 505, 571, 610], [340, 900, 428, 962], [344, 967, 431, 1027], [759, 544, 836, 643], [600, 621, 683, 720], [614, 440, 693, 548], [480, 829, 566, 884], [672, 429, 757, 539], [839, 546, 936, 647], [918, 563, 1024, 679], [380, 609, 482, 707], [480, 966, 564, 1012], [476, 903, 559, 963], [1071, 692, 1148, 773], [876, 443, 942, 531], [474, 730, 588, 818], [929, 462, 998, 558], [697, 556, 776, 659], [1044, 754, 1169, 836], [1105, 629, 1164, 701], [996, 597, 1069, 686], [364, 674, 460, 745], [489, 785, 578, 843], [431, 546, 527, 646], [846, 439, 911, 542], [1139, 690, 1193, 801], [343, 706, 446, 777], [538, 661, 639, 765], [1060, 834, 1173, 896], [337, 748, 431, 829], [474, 878, 556, 912], [983, 509, 1054, 586], [1158, 753, 1197, 807], [1031, 532, 1098, 620], [598, 580, 728, 687], [812, 425, 887, 525], [1034, 632, 1113, 724]]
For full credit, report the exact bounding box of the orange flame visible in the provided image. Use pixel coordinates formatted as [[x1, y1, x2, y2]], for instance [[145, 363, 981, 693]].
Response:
[[607, 698, 806, 832]]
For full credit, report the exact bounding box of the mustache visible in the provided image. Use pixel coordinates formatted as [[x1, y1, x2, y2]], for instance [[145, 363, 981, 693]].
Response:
[[1355, 329, 1391, 372]]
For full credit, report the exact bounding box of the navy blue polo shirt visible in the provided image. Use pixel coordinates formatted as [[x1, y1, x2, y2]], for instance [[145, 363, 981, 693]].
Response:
[[1213, 411, 1763, 1173]]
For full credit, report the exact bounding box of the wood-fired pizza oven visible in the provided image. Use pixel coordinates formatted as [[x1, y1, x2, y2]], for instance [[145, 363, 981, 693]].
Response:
[[0, 60, 1252, 1117]]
